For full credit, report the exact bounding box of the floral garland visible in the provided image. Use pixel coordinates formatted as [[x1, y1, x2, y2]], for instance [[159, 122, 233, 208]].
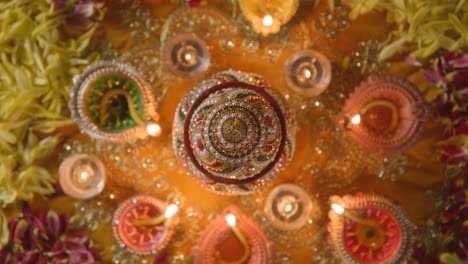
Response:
[[0, 0, 105, 206]]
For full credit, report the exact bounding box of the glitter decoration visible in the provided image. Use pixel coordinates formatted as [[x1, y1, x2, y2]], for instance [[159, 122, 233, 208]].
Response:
[[113, 0, 159, 40], [238, 0, 299, 36], [163, 33, 210, 79], [172, 71, 296, 195], [352, 39, 390, 74], [284, 49, 332, 97], [112, 195, 178, 255], [192, 205, 276, 264], [314, 0, 350, 39], [59, 153, 106, 200], [69, 60, 159, 143], [328, 193, 416, 264], [336, 75, 431, 156]]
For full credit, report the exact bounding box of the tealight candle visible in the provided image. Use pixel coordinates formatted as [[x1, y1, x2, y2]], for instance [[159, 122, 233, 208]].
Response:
[[215, 214, 251, 264], [284, 49, 332, 97], [163, 32, 210, 79], [264, 184, 312, 231], [328, 193, 415, 264], [59, 153, 106, 200]]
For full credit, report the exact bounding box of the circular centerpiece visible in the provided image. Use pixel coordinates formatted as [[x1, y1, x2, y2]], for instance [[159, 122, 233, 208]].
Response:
[[69, 60, 158, 143], [172, 71, 296, 195]]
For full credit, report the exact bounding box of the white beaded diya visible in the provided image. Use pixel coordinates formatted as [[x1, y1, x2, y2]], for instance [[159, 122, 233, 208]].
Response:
[[284, 49, 332, 97], [59, 153, 106, 200], [328, 193, 415, 264], [172, 70, 296, 195], [336, 75, 430, 156], [112, 195, 178, 255], [163, 32, 210, 79], [69, 60, 159, 143], [264, 184, 312, 231], [192, 205, 276, 264]]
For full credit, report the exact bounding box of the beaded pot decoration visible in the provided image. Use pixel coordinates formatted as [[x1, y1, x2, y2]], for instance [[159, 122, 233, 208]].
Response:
[[192, 205, 276, 264], [328, 193, 415, 264], [172, 71, 296, 195], [336, 75, 430, 156], [112, 195, 178, 255], [69, 60, 159, 143]]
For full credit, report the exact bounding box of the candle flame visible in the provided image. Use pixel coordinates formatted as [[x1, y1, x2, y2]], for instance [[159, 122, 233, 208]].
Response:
[[332, 204, 345, 215], [351, 114, 361, 125], [262, 15, 273, 27], [146, 122, 161, 136], [165, 204, 178, 218], [80, 172, 88, 179], [304, 69, 311, 78], [184, 53, 192, 61], [285, 204, 293, 212], [226, 214, 236, 227]]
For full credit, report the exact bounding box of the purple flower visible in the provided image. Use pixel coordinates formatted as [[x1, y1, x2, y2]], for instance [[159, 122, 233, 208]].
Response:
[[405, 54, 422, 66], [153, 252, 168, 264], [52, 0, 67, 10], [449, 53, 468, 69], [2, 204, 100, 264], [64, 0, 106, 31], [439, 144, 468, 165]]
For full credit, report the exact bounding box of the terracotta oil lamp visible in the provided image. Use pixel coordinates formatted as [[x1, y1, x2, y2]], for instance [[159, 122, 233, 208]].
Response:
[[112, 195, 179, 255], [328, 193, 415, 264], [336, 75, 430, 156], [192, 205, 275, 264]]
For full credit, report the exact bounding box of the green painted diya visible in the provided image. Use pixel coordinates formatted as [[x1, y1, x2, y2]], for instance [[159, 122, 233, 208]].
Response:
[[70, 60, 158, 143]]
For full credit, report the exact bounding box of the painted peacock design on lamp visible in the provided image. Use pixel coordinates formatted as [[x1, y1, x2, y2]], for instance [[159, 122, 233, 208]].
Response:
[[172, 70, 296, 195]]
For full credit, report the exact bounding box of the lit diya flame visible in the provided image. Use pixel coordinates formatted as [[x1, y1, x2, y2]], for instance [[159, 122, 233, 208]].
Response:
[[132, 204, 179, 226], [192, 205, 275, 264], [328, 193, 415, 264], [336, 75, 430, 156]]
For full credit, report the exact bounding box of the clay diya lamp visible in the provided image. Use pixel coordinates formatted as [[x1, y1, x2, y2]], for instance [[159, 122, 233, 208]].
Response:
[[172, 70, 296, 195], [328, 193, 415, 264], [336, 75, 430, 156], [69, 60, 160, 143], [112, 195, 179, 255], [192, 205, 275, 264]]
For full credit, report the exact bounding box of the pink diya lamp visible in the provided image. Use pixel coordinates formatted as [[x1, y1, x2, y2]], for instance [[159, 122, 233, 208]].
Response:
[[336, 75, 430, 156], [328, 193, 415, 264], [112, 195, 179, 255], [192, 205, 276, 264]]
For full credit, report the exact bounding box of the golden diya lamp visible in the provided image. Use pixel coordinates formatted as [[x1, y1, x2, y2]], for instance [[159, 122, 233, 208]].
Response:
[[192, 205, 276, 264], [172, 70, 296, 195], [112, 195, 179, 255], [336, 75, 430, 156], [328, 193, 415, 264], [69, 60, 161, 144], [238, 0, 299, 36]]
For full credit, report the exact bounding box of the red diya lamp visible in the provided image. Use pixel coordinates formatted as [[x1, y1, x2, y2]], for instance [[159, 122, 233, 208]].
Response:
[[336, 75, 430, 156], [112, 195, 179, 255], [192, 205, 276, 264], [328, 193, 415, 264]]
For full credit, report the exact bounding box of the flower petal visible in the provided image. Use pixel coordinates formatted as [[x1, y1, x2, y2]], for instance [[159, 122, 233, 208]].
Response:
[[64, 15, 91, 31], [449, 53, 468, 69]]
